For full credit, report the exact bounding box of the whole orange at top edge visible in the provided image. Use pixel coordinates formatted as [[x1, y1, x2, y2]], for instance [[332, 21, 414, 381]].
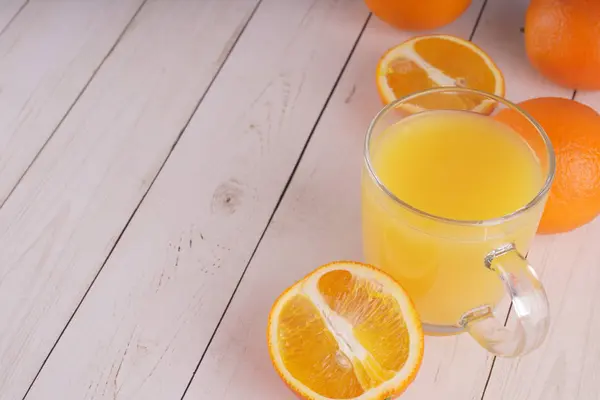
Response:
[[525, 0, 600, 90], [365, 0, 472, 31], [495, 97, 600, 234]]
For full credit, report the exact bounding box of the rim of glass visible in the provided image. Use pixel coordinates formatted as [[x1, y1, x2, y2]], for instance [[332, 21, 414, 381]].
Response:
[[364, 87, 556, 226]]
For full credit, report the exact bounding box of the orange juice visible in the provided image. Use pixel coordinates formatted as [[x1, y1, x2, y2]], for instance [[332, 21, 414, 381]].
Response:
[[362, 110, 545, 328]]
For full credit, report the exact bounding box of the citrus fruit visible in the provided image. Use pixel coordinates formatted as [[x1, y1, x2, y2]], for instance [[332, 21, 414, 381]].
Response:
[[525, 0, 600, 90], [376, 35, 504, 113], [267, 261, 424, 400], [495, 97, 600, 234], [365, 0, 472, 31]]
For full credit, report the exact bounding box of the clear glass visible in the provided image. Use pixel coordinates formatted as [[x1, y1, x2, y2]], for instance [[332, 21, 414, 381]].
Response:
[[362, 87, 555, 357]]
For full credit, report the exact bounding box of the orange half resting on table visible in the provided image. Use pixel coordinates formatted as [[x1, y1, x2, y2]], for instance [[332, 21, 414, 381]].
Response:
[[267, 261, 424, 400], [376, 34, 504, 113]]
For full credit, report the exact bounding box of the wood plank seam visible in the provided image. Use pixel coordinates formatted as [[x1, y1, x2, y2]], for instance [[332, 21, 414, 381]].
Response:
[[0, 0, 28, 38], [0, 0, 149, 211], [178, 12, 373, 400], [19, 1, 264, 397], [469, 0, 488, 40], [479, 303, 513, 400]]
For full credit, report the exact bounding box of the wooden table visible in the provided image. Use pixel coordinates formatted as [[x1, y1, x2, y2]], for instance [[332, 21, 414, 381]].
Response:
[[1, 0, 598, 399]]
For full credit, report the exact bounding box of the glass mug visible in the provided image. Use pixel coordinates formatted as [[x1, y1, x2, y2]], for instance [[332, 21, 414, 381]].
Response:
[[361, 87, 554, 357]]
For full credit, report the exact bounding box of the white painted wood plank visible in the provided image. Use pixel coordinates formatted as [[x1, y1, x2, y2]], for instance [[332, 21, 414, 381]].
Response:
[[24, 0, 371, 399], [180, 2, 499, 399], [0, 1, 259, 398], [184, 0, 580, 398], [0, 0, 145, 205], [0, 0, 25, 33], [482, 92, 600, 400]]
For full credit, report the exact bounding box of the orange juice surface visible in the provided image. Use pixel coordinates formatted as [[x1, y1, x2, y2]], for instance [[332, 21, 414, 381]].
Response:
[[362, 110, 545, 328]]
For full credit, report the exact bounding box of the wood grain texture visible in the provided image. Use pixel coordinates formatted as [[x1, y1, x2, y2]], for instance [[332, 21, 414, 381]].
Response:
[[181, 2, 501, 399], [0, 1, 258, 398], [24, 0, 370, 399], [0, 0, 26, 33], [482, 92, 600, 400], [0, 0, 145, 205]]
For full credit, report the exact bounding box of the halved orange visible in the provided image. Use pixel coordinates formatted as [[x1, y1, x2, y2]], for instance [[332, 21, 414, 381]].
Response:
[[267, 261, 424, 400], [376, 34, 504, 113]]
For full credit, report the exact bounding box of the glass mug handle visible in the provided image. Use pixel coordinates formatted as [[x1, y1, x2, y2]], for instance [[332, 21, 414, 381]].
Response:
[[460, 243, 550, 357]]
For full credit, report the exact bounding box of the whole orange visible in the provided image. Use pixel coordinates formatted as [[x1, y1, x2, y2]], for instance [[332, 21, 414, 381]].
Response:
[[495, 97, 600, 234], [525, 0, 600, 90], [365, 0, 472, 31]]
